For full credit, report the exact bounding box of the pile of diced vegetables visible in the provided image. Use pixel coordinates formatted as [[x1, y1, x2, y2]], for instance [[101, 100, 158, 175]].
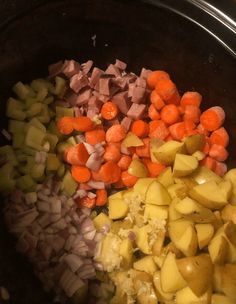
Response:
[[0, 58, 236, 304]]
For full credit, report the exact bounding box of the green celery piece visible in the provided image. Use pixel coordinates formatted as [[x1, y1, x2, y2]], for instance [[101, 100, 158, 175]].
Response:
[[25, 156, 35, 174], [15, 151, 27, 162], [43, 96, 54, 105], [36, 87, 48, 102], [21, 146, 37, 156], [45, 133, 58, 151], [61, 171, 77, 196], [13, 82, 34, 100], [8, 120, 26, 134], [25, 125, 45, 150], [0, 145, 18, 166], [0, 163, 16, 194], [26, 103, 43, 117], [12, 133, 25, 149], [56, 106, 74, 118], [16, 174, 36, 191], [53, 76, 66, 98], [25, 192, 37, 204], [6, 97, 26, 120], [48, 121, 63, 139], [31, 163, 45, 180], [37, 104, 50, 123], [31, 79, 53, 92], [46, 153, 61, 171], [25, 97, 39, 109], [57, 142, 72, 154], [67, 136, 77, 146], [57, 163, 65, 178], [28, 117, 46, 132]]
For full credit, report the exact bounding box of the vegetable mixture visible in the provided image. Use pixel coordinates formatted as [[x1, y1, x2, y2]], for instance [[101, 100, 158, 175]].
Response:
[[0, 58, 235, 303]]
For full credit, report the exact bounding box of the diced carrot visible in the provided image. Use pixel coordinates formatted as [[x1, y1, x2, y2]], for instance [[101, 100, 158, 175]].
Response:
[[185, 129, 199, 137], [71, 165, 91, 183], [150, 90, 165, 110], [209, 144, 228, 162], [202, 141, 210, 155], [184, 120, 196, 131], [183, 105, 201, 124], [103, 144, 121, 162], [136, 138, 150, 158], [101, 101, 119, 120], [75, 196, 96, 209], [149, 120, 169, 140], [177, 106, 185, 115], [200, 106, 225, 131], [209, 127, 229, 148], [85, 128, 106, 145], [121, 171, 138, 187], [73, 116, 93, 132], [197, 124, 210, 136], [144, 160, 166, 177], [132, 153, 140, 160], [214, 161, 227, 177], [148, 104, 160, 120], [91, 170, 102, 181], [169, 122, 186, 140], [118, 155, 132, 170], [165, 134, 174, 141], [57, 117, 74, 135], [161, 104, 180, 125], [131, 120, 149, 138], [96, 189, 108, 206], [147, 70, 170, 89], [106, 125, 126, 143], [200, 157, 216, 171], [180, 91, 202, 108], [65, 144, 89, 166], [99, 161, 121, 183], [155, 79, 180, 105]]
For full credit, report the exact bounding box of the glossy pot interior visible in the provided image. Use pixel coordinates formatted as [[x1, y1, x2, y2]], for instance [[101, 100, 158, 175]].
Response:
[[0, 0, 235, 302]]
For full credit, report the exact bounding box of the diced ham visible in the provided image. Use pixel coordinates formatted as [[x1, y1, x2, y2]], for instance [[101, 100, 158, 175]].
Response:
[[81, 60, 93, 74], [92, 91, 108, 103], [87, 107, 99, 119], [106, 118, 120, 127], [99, 78, 111, 96], [128, 83, 135, 98], [76, 88, 92, 105], [131, 86, 146, 104], [62, 60, 81, 78], [74, 107, 82, 117], [105, 64, 121, 77], [135, 77, 147, 88], [124, 73, 137, 84], [112, 91, 130, 114], [88, 96, 102, 111], [70, 72, 89, 93], [121, 117, 132, 131], [140, 67, 152, 79], [115, 59, 127, 70], [127, 103, 146, 119], [89, 67, 104, 88], [112, 77, 127, 90], [48, 60, 64, 77]]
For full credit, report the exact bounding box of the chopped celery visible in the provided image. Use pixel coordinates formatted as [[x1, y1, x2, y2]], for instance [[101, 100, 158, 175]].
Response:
[[0, 145, 18, 166], [67, 136, 77, 146], [46, 153, 61, 171], [12, 133, 25, 149], [45, 133, 58, 151], [17, 163, 28, 175], [26, 103, 43, 117], [0, 163, 16, 194], [57, 142, 72, 154], [53, 76, 66, 98], [8, 120, 26, 134], [57, 163, 65, 178], [31, 163, 45, 180], [16, 174, 36, 191], [25, 125, 45, 150], [25, 97, 39, 109], [13, 82, 34, 100], [25, 192, 37, 204], [27, 117, 46, 132], [48, 121, 63, 139], [6, 98, 26, 121], [61, 171, 77, 196], [31, 79, 53, 93], [21, 146, 37, 156], [43, 96, 54, 105], [37, 104, 50, 123], [36, 87, 48, 101], [25, 156, 35, 174], [15, 151, 28, 162], [56, 106, 74, 118]]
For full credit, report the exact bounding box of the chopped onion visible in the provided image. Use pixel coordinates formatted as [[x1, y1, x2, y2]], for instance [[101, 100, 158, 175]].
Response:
[[87, 192, 96, 199], [83, 142, 96, 155], [87, 180, 105, 189]]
